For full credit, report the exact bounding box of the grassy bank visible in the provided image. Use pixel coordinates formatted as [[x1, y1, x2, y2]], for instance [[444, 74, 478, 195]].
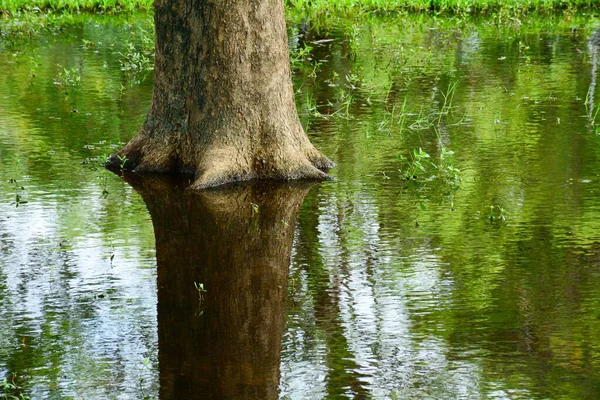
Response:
[[0, 0, 152, 13], [290, 0, 597, 13], [0, 0, 598, 14]]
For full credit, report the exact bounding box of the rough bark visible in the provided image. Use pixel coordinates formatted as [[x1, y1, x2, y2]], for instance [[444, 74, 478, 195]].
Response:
[[124, 174, 313, 399], [107, 0, 333, 189]]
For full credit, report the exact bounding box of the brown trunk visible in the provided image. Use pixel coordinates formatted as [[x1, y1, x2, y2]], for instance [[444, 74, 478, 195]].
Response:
[[107, 0, 333, 189], [124, 175, 313, 399]]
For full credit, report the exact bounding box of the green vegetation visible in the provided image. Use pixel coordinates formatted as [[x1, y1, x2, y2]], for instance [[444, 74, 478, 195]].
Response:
[[193, 282, 207, 301], [54, 64, 81, 90], [1, 374, 29, 400], [3, 5, 600, 400], [0, 0, 151, 13], [7, 158, 28, 207], [398, 147, 460, 182], [288, 0, 597, 14], [1, 0, 598, 15], [116, 155, 128, 171]]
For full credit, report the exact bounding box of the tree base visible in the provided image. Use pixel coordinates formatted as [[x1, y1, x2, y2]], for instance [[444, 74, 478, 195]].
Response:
[[111, 0, 335, 190], [106, 131, 334, 189]]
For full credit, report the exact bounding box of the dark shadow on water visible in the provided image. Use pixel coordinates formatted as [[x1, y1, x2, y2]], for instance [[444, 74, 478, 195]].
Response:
[[123, 174, 315, 400]]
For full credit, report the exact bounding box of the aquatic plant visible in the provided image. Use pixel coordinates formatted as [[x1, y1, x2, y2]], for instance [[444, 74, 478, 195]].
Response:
[[437, 80, 459, 125], [398, 145, 461, 183], [304, 93, 319, 117], [437, 148, 461, 182], [194, 282, 207, 302], [398, 147, 431, 180], [290, 42, 321, 78], [290, 42, 314, 69], [518, 40, 531, 64], [328, 88, 354, 119], [409, 105, 434, 131], [117, 155, 128, 171], [81, 38, 96, 49], [488, 205, 507, 222], [27, 55, 39, 78], [137, 357, 152, 400], [118, 41, 153, 84], [8, 158, 27, 207], [381, 96, 409, 136], [99, 173, 109, 197], [1, 373, 29, 400], [591, 104, 600, 126], [54, 64, 81, 89]]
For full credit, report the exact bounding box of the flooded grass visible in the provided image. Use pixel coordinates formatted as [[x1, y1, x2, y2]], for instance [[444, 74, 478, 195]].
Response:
[[3, 7, 600, 400]]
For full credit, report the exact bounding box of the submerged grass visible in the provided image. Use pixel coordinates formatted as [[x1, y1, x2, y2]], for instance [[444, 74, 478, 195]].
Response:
[[1, 0, 598, 14]]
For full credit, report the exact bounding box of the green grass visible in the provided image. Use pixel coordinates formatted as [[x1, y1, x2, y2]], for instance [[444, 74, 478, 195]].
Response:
[[288, 0, 597, 13], [0, 0, 598, 14], [0, 0, 152, 13]]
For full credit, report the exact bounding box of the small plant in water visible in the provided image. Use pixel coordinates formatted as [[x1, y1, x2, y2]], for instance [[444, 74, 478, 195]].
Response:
[[119, 42, 153, 72], [194, 282, 207, 302], [117, 155, 128, 171], [488, 205, 507, 222], [55, 64, 81, 89], [119, 41, 153, 85], [193, 282, 207, 317], [329, 88, 353, 118], [1, 373, 29, 400], [345, 73, 361, 89], [8, 158, 27, 207], [109, 245, 115, 267], [304, 93, 321, 117], [28, 55, 39, 78], [290, 43, 314, 69], [82, 39, 96, 49], [398, 147, 431, 180], [137, 357, 152, 400], [395, 96, 409, 136], [437, 80, 459, 125], [99, 173, 109, 198], [438, 148, 461, 183], [409, 105, 434, 131], [591, 104, 600, 126], [251, 202, 259, 215], [518, 40, 531, 64], [398, 145, 461, 184]]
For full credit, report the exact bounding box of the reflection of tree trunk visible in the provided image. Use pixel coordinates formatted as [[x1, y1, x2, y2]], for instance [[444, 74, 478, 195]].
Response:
[[125, 175, 313, 400]]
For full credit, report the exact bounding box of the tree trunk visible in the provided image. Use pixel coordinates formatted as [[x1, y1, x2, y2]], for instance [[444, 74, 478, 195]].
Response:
[[107, 0, 333, 189], [124, 175, 314, 398]]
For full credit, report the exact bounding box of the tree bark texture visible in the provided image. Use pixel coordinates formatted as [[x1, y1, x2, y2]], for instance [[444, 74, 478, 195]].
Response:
[[108, 0, 333, 189], [125, 175, 313, 399]]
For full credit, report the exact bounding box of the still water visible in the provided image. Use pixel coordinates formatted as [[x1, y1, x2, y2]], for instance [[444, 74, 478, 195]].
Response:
[[2, 11, 600, 399]]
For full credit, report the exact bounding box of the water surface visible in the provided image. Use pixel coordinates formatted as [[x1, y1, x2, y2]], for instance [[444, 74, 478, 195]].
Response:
[[2, 11, 600, 399]]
